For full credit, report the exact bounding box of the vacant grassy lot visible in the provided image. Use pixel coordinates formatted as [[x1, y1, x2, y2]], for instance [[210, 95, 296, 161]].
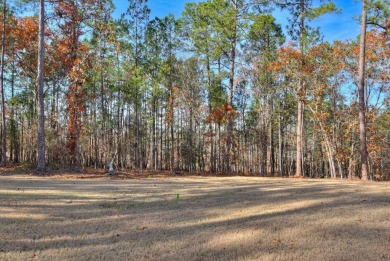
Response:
[[0, 175, 389, 261]]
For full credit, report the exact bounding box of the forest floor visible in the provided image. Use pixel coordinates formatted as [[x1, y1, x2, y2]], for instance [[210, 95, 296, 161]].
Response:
[[0, 171, 389, 261]]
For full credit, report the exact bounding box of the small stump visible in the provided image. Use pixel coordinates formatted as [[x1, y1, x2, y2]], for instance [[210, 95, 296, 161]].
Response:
[[105, 164, 118, 177]]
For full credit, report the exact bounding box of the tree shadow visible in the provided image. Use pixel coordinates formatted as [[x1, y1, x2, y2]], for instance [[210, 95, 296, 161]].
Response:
[[0, 176, 389, 260]]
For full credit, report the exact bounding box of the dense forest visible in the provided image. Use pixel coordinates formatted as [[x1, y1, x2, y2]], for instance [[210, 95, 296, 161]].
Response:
[[0, 0, 389, 180]]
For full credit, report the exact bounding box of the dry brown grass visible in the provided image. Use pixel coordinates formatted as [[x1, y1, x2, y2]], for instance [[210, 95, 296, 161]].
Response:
[[0, 174, 389, 261]]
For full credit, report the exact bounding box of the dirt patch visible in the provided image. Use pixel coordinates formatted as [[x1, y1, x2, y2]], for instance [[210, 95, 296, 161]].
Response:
[[0, 175, 389, 260]]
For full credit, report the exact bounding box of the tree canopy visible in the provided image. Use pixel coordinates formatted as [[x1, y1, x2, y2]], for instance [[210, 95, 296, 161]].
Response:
[[0, 0, 389, 180]]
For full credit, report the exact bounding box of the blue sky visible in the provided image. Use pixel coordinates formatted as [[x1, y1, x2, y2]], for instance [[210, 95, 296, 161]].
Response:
[[113, 0, 199, 20], [112, 0, 362, 42]]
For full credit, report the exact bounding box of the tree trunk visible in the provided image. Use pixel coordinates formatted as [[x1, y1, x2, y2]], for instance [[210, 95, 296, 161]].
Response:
[[358, 0, 369, 181], [278, 112, 283, 176], [348, 128, 355, 179], [296, 99, 304, 176], [295, 0, 305, 177], [225, 0, 238, 174], [10, 55, 17, 163], [37, 0, 46, 172], [206, 54, 214, 173], [0, 0, 7, 166]]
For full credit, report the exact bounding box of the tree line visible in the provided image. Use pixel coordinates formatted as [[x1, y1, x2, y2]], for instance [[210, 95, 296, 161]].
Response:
[[0, 0, 389, 180]]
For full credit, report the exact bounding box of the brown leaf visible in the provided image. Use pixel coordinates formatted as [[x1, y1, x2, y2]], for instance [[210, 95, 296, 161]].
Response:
[[137, 226, 147, 231]]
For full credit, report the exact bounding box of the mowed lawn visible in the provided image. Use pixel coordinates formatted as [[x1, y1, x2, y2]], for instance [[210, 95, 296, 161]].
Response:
[[0, 175, 389, 261]]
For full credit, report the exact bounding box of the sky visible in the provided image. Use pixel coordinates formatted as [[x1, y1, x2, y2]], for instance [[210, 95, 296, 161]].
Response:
[[112, 0, 200, 20], [112, 0, 362, 42]]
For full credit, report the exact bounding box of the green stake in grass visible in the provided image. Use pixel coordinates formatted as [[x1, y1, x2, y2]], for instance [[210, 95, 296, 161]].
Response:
[[176, 194, 180, 199]]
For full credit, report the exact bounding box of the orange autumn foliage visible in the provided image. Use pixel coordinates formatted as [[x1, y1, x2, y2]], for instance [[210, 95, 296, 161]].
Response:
[[206, 103, 237, 125], [54, 0, 94, 166]]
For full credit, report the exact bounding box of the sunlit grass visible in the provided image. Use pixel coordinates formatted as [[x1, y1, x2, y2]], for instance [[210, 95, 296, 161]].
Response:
[[0, 175, 389, 260]]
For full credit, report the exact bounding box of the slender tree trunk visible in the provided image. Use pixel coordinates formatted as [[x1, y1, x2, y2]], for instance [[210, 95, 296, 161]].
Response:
[[168, 55, 174, 173], [0, 0, 7, 166], [267, 90, 275, 176], [152, 104, 157, 170], [206, 55, 214, 173], [337, 159, 343, 179], [100, 49, 105, 167], [261, 123, 267, 177], [270, 123, 275, 176], [117, 90, 122, 168], [358, 0, 369, 181], [295, 0, 305, 177], [225, 0, 238, 174], [76, 108, 81, 172], [10, 55, 16, 162], [189, 106, 194, 172], [93, 84, 98, 168], [37, 0, 46, 172], [296, 99, 304, 176], [325, 142, 336, 178], [159, 106, 163, 170], [170, 111, 174, 171], [348, 128, 355, 179], [278, 111, 283, 176]]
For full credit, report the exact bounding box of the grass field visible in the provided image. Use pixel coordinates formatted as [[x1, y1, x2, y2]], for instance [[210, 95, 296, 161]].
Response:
[[0, 175, 389, 261]]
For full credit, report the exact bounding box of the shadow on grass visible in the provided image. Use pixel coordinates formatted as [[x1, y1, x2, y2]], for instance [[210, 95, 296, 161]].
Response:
[[0, 176, 389, 260]]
